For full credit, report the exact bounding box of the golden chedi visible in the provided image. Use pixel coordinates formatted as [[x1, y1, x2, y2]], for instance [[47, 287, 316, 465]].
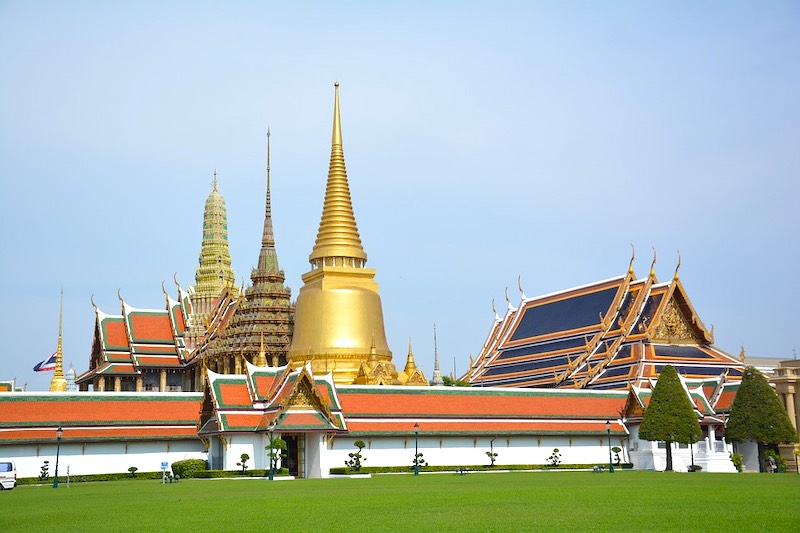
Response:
[[288, 83, 400, 384]]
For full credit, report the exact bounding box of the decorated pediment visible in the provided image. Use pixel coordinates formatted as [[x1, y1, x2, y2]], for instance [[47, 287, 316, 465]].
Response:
[[405, 370, 428, 386], [652, 297, 697, 343], [651, 287, 713, 344], [286, 376, 321, 411]]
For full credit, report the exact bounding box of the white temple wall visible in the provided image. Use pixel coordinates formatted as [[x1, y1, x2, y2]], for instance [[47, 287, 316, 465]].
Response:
[[3, 440, 207, 479], [305, 433, 325, 478], [326, 435, 621, 474], [221, 433, 272, 471]]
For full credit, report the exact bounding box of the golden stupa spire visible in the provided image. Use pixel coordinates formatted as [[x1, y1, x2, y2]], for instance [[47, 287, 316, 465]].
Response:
[[309, 82, 367, 265], [404, 337, 417, 374], [288, 83, 396, 384], [49, 290, 68, 392]]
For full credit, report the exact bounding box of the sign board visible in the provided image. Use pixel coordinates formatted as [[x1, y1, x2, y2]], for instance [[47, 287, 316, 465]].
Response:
[[161, 461, 168, 471]]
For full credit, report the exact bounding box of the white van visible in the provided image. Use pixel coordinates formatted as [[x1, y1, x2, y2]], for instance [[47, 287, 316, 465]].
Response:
[[0, 460, 16, 490]]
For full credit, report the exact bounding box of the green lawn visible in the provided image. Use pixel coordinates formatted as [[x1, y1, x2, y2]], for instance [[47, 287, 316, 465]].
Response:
[[2, 471, 798, 532]]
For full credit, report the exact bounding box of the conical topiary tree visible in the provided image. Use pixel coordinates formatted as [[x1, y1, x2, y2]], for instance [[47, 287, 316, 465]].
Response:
[[639, 365, 702, 471], [725, 366, 797, 472]]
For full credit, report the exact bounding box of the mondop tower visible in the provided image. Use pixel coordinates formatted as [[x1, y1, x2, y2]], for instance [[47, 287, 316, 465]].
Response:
[[288, 83, 401, 384]]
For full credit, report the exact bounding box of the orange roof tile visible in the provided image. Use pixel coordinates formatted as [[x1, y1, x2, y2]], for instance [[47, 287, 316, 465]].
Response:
[[128, 313, 173, 342], [337, 387, 627, 419]]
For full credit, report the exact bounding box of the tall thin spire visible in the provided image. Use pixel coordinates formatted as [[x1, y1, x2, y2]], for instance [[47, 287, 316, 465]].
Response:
[[258, 129, 278, 270], [431, 324, 444, 386], [49, 290, 67, 392], [202, 128, 294, 371], [309, 82, 367, 264]]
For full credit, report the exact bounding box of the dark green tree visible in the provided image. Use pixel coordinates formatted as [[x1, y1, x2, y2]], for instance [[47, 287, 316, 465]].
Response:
[[236, 453, 250, 474], [639, 365, 702, 471], [725, 366, 797, 472]]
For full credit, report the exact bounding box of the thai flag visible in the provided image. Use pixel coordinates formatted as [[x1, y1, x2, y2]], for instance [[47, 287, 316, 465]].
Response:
[[33, 353, 57, 372]]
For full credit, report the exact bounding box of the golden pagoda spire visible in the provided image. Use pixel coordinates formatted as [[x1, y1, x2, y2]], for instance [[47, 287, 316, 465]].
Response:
[[404, 337, 417, 374], [309, 82, 367, 265], [49, 290, 68, 392], [288, 83, 395, 384]]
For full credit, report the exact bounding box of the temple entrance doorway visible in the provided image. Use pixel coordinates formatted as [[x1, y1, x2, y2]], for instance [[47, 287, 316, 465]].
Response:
[[283, 434, 305, 478]]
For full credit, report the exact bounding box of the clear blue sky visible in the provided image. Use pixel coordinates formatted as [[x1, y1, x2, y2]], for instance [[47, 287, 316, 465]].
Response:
[[1, 1, 798, 390]]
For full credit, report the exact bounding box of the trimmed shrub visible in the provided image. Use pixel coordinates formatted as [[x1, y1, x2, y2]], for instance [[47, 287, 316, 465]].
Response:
[[171, 459, 209, 479], [329, 463, 634, 475]]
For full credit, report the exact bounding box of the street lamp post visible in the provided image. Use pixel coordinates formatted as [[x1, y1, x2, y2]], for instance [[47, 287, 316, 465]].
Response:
[[413, 422, 419, 476], [605, 420, 614, 474], [53, 426, 63, 488], [268, 423, 275, 481]]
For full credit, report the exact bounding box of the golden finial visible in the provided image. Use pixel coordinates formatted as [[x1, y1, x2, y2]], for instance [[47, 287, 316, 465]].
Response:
[[649, 247, 657, 278], [332, 82, 342, 147], [173, 273, 180, 289], [504, 287, 510, 305], [90, 294, 97, 311], [673, 250, 681, 281], [368, 331, 378, 361], [404, 337, 417, 373], [161, 280, 168, 297], [117, 288, 124, 303], [212, 169, 218, 191], [628, 243, 635, 276], [518, 276, 526, 299], [739, 346, 746, 362], [49, 290, 67, 392], [256, 333, 266, 367]]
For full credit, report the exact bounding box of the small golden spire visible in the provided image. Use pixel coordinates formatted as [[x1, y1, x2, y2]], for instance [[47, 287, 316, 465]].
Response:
[[673, 250, 681, 281], [255, 333, 267, 367], [368, 331, 378, 362], [49, 290, 68, 392], [212, 169, 218, 191], [739, 346, 746, 362], [404, 337, 417, 374]]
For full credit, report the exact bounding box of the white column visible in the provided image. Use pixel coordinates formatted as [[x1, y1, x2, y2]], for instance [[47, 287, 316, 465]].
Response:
[[784, 389, 796, 430]]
